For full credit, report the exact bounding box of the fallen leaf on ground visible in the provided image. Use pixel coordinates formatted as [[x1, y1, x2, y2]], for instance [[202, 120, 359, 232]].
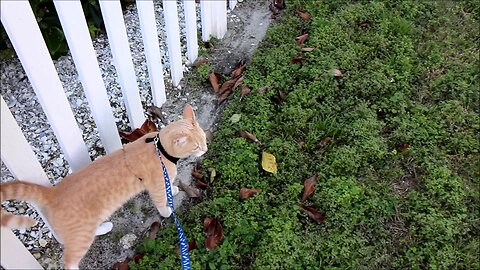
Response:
[[195, 180, 208, 189], [133, 253, 144, 263], [231, 62, 246, 79], [192, 171, 204, 180], [261, 151, 278, 174], [240, 86, 251, 101], [295, 33, 309, 46], [112, 261, 129, 270], [399, 143, 410, 152], [301, 175, 318, 202], [148, 221, 161, 240], [141, 118, 157, 133], [318, 137, 332, 147], [177, 181, 201, 198], [204, 218, 224, 250], [301, 47, 315, 52], [232, 75, 244, 91], [230, 113, 242, 123], [257, 85, 269, 94], [296, 9, 311, 21], [240, 188, 262, 200], [119, 128, 147, 142], [300, 204, 326, 223], [176, 240, 198, 255], [273, 0, 285, 9], [209, 73, 220, 93], [331, 68, 343, 77], [291, 55, 307, 64], [193, 58, 208, 68], [208, 168, 217, 183], [298, 141, 305, 149], [218, 78, 237, 95], [147, 105, 167, 124], [240, 131, 263, 146]]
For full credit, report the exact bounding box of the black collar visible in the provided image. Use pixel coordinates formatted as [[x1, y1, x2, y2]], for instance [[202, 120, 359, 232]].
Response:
[[145, 135, 180, 164]]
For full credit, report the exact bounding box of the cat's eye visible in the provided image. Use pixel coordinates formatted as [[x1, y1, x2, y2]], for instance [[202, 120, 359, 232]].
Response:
[[193, 145, 200, 150]]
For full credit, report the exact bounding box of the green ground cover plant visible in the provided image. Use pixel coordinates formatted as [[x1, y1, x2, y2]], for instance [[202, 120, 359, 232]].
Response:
[[132, 1, 479, 269]]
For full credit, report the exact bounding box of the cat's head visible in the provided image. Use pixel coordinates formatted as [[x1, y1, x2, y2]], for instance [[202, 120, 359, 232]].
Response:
[[163, 104, 208, 158]]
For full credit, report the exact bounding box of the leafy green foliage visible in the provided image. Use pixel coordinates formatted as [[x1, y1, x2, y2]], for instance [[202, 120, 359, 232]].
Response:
[[0, 0, 134, 60], [132, 1, 479, 269]]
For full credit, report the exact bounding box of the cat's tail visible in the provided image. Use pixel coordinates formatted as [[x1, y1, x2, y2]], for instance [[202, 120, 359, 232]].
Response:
[[0, 181, 51, 229]]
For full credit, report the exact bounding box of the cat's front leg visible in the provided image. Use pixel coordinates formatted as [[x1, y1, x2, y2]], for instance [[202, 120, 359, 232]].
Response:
[[172, 185, 179, 196]]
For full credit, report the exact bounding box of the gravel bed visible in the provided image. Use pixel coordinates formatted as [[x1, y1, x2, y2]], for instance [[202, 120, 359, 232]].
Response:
[[0, 0, 242, 263]]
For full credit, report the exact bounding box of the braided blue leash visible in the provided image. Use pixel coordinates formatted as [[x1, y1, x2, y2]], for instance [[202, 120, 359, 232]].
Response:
[[155, 138, 191, 269]]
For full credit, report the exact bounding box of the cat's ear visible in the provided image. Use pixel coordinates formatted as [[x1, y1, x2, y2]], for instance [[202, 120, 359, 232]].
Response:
[[182, 104, 196, 121], [173, 136, 188, 146]]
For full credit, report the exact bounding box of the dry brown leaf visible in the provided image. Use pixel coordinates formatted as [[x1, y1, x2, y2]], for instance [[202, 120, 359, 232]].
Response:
[[273, 0, 285, 9], [318, 137, 332, 147], [119, 128, 146, 142], [291, 55, 307, 64], [112, 261, 129, 270], [218, 78, 237, 95], [240, 188, 262, 200], [398, 143, 410, 152], [295, 33, 309, 46], [147, 105, 167, 124], [257, 85, 269, 94], [300, 204, 326, 223], [331, 69, 343, 77], [195, 180, 208, 189], [177, 181, 201, 198], [240, 86, 251, 101], [232, 75, 244, 91], [298, 141, 305, 149], [176, 240, 198, 255], [148, 221, 161, 240], [296, 9, 311, 21], [301, 175, 318, 202], [301, 47, 315, 52], [192, 171, 204, 180], [231, 63, 247, 79], [209, 73, 220, 93], [204, 217, 224, 250], [140, 119, 158, 133], [240, 130, 263, 146], [193, 59, 208, 68], [133, 253, 144, 263]]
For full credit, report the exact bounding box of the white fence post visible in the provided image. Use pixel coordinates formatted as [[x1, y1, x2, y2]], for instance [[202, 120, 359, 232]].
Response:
[[212, 0, 227, 39], [0, 96, 50, 270], [0, 97, 51, 186], [136, 0, 167, 106], [53, 0, 123, 153], [98, 0, 146, 129], [163, 0, 184, 87], [200, 0, 213, 41], [183, 0, 199, 63], [0, 0, 91, 172]]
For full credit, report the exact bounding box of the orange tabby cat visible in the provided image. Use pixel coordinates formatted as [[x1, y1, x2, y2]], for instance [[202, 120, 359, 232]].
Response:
[[0, 104, 207, 269]]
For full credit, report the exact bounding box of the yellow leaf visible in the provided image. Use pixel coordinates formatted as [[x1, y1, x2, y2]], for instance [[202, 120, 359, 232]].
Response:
[[261, 151, 278, 174]]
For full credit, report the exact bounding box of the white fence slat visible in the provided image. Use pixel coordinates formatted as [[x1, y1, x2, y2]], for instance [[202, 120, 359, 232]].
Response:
[[212, 0, 227, 39], [53, 0, 122, 153], [98, 0, 146, 129], [163, 0, 184, 87], [183, 0, 199, 63], [229, 0, 238, 9], [0, 97, 51, 187], [1, 228, 43, 270], [0, 0, 91, 172], [136, 0, 167, 106], [200, 0, 213, 41]]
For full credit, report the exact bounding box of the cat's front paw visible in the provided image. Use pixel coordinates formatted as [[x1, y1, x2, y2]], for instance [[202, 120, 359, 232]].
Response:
[[158, 206, 172, 218], [172, 186, 179, 196]]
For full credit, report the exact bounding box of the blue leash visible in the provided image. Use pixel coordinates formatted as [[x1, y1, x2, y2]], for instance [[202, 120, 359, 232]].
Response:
[[155, 138, 191, 270]]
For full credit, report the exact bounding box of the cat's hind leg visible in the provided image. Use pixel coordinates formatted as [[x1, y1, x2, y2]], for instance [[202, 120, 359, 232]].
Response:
[[95, 221, 113, 236], [62, 230, 95, 270]]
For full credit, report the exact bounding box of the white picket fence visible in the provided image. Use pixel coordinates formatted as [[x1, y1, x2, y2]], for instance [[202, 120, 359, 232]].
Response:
[[0, 0, 238, 269]]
